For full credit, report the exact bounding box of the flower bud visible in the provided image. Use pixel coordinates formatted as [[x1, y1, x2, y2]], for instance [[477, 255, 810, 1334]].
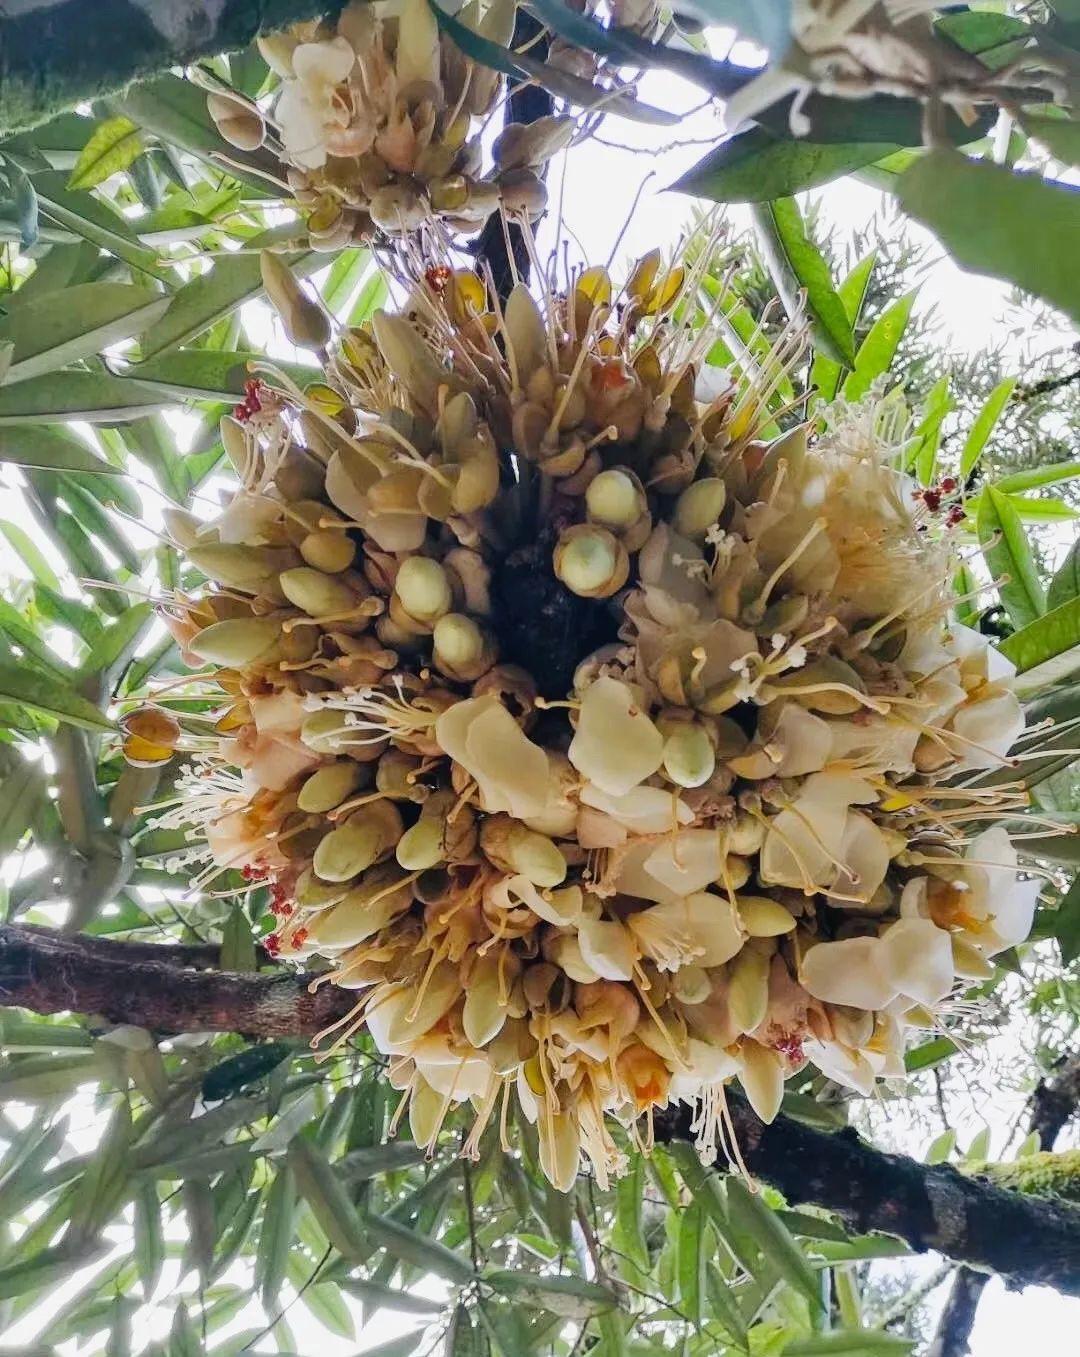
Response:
[[313, 815, 382, 882], [279, 567, 358, 617], [396, 816, 445, 870], [674, 477, 726, 542], [189, 617, 280, 666], [728, 947, 770, 1033], [738, 896, 797, 937], [553, 525, 629, 599], [294, 867, 350, 910], [188, 544, 298, 594], [395, 556, 452, 622], [585, 467, 644, 531], [207, 91, 266, 151], [260, 251, 331, 350], [219, 415, 250, 475], [662, 724, 715, 788], [300, 530, 356, 574], [432, 613, 495, 681], [480, 816, 566, 888], [297, 761, 366, 814], [162, 507, 201, 548]]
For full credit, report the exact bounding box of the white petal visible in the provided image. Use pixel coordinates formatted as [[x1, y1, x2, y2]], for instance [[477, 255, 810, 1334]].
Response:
[[878, 918, 954, 1007], [736, 1041, 784, 1122], [576, 917, 637, 982], [800, 937, 898, 1010], [568, 676, 664, 796]]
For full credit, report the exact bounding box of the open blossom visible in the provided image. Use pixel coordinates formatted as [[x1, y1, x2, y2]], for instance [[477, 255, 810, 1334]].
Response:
[[153, 239, 1046, 1190]]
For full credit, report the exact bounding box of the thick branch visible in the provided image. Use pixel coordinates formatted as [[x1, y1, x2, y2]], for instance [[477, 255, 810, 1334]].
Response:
[[1030, 1052, 1080, 1151], [0, 923, 353, 1038], [652, 1101, 1080, 1298], [0, 0, 343, 135], [3, 924, 1080, 1294]]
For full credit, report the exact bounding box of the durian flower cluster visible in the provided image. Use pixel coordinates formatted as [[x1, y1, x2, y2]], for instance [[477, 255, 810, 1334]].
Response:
[[207, 0, 572, 242], [142, 241, 1038, 1190]]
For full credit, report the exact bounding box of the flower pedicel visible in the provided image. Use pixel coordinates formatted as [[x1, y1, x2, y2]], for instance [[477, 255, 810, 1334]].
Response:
[[143, 241, 1044, 1189]]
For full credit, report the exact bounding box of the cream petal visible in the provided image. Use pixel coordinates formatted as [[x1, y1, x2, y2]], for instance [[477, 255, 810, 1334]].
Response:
[[643, 830, 724, 897], [830, 811, 891, 904], [800, 937, 898, 1010], [292, 36, 355, 87], [435, 696, 552, 820], [949, 690, 1023, 767], [538, 1110, 581, 1193], [805, 1038, 877, 1096], [878, 918, 954, 1007], [580, 783, 694, 835], [568, 676, 664, 797], [736, 1041, 784, 1123], [576, 917, 637, 982]]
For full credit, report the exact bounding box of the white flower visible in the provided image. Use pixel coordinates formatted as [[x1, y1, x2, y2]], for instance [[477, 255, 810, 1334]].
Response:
[[799, 915, 954, 1011], [276, 36, 356, 170], [627, 892, 746, 972], [568, 676, 664, 796]]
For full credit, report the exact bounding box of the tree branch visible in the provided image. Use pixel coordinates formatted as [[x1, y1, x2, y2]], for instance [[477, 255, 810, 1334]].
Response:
[[3, 923, 1080, 1295], [0, 922, 353, 1039], [652, 1100, 1080, 1298], [1030, 1052, 1080, 1151], [0, 0, 344, 135]]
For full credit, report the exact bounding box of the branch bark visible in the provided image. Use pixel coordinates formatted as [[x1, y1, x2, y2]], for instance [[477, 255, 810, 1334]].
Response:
[[0, 0, 343, 135], [3, 922, 1080, 1296], [0, 922, 353, 1039]]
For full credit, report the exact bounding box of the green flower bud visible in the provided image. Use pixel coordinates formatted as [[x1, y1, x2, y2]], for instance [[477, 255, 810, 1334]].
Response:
[[279, 567, 358, 617], [313, 816, 382, 882], [662, 724, 716, 788], [674, 477, 726, 542], [188, 617, 280, 666], [738, 896, 797, 937], [553, 524, 628, 599], [300, 530, 356, 574], [586, 467, 643, 530], [432, 613, 493, 680], [294, 867, 350, 910], [188, 544, 298, 594], [395, 556, 452, 622], [297, 761, 366, 814], [260, 251, 331, 350], [396, 817, 445, 870], [728, 947, 770, 1033]]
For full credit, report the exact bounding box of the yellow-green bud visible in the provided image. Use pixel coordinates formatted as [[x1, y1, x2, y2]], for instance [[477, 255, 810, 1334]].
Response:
[[432, 613, 488, 678], [297, 761, 366, 814], [279, 567, 357, 617], [300, 530, 356, 574], [294, 867, 350, 910], [481, 818, 566, 888], [728, 947, 770, 1033], [586, 468, 642, 530], [313, 816, 382, 882], [662, 725, 715, 788], [189, 617, 280, 666], [395, 556, 452, 622], [162, 507, 201, 549], [188, 544, 298, 594], [674, 478, 726, 542], [260, 250, 331, 350], [738, 896, 797, 937], [553, 525, 628, 599], [396, 817, 445, 871]]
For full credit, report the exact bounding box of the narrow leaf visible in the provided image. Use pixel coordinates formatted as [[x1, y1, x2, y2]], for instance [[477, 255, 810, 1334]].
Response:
[[673, 130, 898, 202], [960, 377, 1016, 479], [977, 485, 1046, 627], [68, 117, 144, 191], [842, 293, 915, 402], [0, 660, 111, 731]]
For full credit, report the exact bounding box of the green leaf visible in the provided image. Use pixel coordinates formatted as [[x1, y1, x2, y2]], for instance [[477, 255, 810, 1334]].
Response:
[[935, 10, 1032, 67], [1020, 114, 1080, 170], [924, 1129, 956, 1165], [977, 485, 1046, 628], [68, 1098, 133, 1245], [67, 117, 144, 191], [296, 1276, 355, 1339], [0, 369, 165, 424], [673, 130, 898, 203], [0, 283, 169, 386], [1, 153, 39, 249], [997, 460, 1080, 495], [0, 520, 61, 589], [911, 374, 952, 485], [0, 1242, 106, 1301], [288, 1138, 369, 1263], [751, 197, 855, 365], [337, 1275, 442, 1314], [220, 905, 257, 972], [366, 1209, 474, 1285], [485, 1269, 617, 1319], [1052, 875, 1080, 964], [138, 233, 322, 360], [32, 171, 171, 284], [337, 1141, 427, 1181], [904, 1037, 958, 1072], [1048, 541, 1080, 610], [960, 377, 1016, 479], [783, 1334, 914, 1356], [842, 293, 915, 402], [0, 660, 111, 731], [997, 596, 1080, 693], [725, 1178, 822, 1313], [613, 1157, 649, 1274], [134, 1182, 164, 1299], [964, 1127, 992, 1161], [0, 426, 124, 477], [677, 1199, 705, 1325], [899, 151, 1080, 326], [255, 1166, 296, 1309], [125, 349, 319, 402]]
